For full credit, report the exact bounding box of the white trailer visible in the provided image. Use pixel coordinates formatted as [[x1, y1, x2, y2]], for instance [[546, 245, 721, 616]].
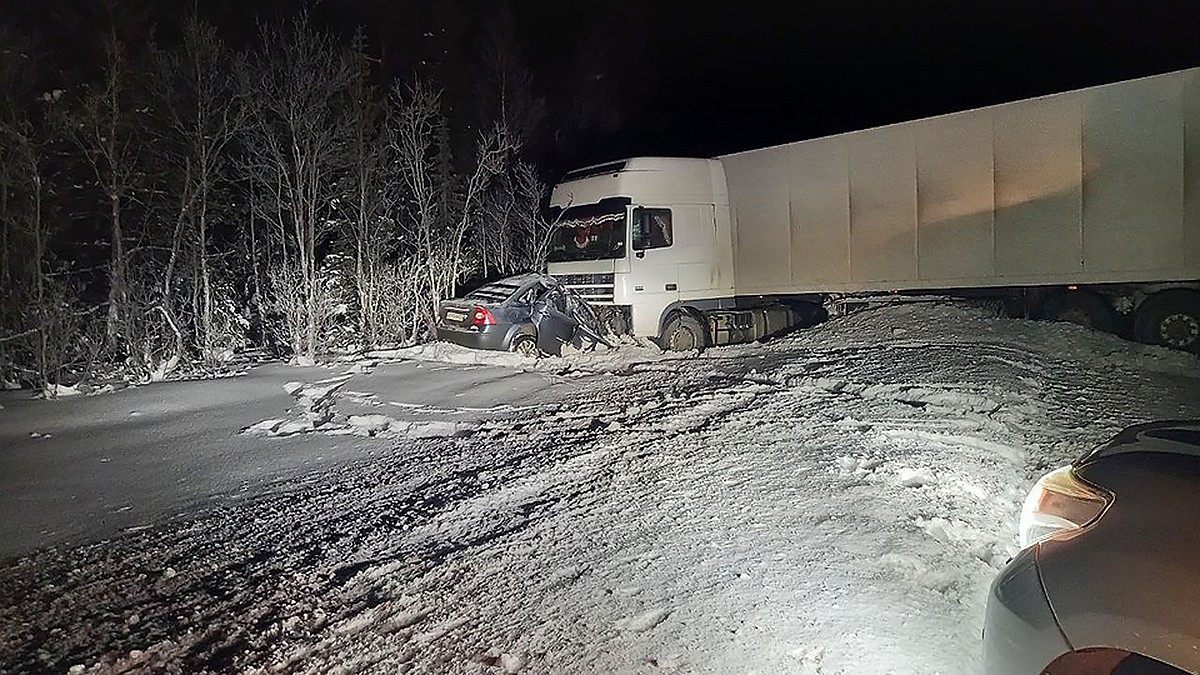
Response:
[[546, 68, 1200, 352]]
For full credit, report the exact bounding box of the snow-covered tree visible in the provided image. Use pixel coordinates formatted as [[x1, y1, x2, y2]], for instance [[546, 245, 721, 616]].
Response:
[[389, 81, 512, 340], [148, 14, 245, 368], [241, 13, 352, 364]]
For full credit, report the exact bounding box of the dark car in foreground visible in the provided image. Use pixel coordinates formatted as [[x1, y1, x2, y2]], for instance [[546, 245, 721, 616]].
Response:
[[984, 421, 1200, 675], [437, 273, 609, 357]]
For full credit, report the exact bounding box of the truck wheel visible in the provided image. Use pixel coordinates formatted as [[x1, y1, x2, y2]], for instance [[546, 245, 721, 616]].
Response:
[[1134, 290, 1200, 352], [510, 334, 541, 358], [1036, 291, 1114, 333], [662, 314, 707, 352]]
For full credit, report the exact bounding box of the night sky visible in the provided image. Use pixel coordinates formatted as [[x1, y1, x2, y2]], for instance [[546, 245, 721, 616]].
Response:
[[9, 0, 1200, 174], [525, 1, 1200, 160]]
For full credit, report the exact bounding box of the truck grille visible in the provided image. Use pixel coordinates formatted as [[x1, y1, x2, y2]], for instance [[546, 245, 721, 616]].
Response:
[[554, 272, 615, 304]]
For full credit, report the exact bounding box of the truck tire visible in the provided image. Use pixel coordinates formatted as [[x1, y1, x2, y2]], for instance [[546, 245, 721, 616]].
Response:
[[1134, 290, 1200, 352], [1036, 291, 1114, 333], [661, 313, 707, 352]]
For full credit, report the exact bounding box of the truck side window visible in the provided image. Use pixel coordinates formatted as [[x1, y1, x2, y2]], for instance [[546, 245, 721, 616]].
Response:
[[632, 208, 673, 251]]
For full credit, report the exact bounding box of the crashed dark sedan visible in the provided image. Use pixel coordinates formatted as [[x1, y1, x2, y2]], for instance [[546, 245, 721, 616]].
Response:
[[437, 273, 610, 357]]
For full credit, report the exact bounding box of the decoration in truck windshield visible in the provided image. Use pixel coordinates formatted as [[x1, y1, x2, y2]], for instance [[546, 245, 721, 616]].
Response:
[[546, 200, 629, 262]]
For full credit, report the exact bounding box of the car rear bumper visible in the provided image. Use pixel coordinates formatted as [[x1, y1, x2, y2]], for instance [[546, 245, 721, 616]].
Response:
[[983, 546, 1071, 675], [437, 324, 514, 352]]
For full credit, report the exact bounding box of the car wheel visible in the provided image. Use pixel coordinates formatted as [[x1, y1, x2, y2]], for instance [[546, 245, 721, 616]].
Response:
[[1134, 290, 1200, 352], [510, 334, 541, 358], [661, 314, 707, 352], [1036, 291, 1114, 333]]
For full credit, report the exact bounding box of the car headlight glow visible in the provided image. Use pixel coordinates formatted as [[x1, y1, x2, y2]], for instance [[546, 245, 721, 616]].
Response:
[[1018, 465, 1113, 550]]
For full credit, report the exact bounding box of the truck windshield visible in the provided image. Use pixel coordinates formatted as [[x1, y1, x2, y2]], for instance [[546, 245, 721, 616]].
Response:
[[546, 198, 629, 262]]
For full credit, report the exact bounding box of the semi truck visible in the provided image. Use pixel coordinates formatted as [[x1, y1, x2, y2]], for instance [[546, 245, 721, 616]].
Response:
[[545, 67, 1200, 352]]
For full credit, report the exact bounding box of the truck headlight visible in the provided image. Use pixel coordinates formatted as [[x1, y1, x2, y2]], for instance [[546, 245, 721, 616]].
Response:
[[1018, 465, 1113, 550]]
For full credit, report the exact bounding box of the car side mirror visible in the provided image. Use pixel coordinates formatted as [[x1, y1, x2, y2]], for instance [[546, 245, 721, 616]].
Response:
[[635, 251, 645, 259]]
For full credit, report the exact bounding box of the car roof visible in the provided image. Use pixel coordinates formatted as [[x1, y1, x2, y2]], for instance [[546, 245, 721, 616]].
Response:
[[1078, 420, 1200, 466]]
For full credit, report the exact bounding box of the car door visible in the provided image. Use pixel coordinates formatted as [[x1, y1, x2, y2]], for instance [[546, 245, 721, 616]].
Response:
[[531, 286, 578, 355]]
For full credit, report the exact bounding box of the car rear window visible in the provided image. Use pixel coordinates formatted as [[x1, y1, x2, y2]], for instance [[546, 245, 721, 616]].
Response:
[[466, 281, 523, 304]]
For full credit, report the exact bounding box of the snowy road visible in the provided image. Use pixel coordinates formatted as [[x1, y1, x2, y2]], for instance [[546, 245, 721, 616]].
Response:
[[2, 302, 1199, 674], [0, 361, 564, 559]]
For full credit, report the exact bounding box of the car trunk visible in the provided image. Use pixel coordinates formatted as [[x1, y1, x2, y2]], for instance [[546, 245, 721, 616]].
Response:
[[439, 301, 480, 329]]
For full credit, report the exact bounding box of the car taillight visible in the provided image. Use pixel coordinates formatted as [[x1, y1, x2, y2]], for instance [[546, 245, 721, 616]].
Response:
[[471, 307, 496, 327], [1018, 465, 1113, 549]]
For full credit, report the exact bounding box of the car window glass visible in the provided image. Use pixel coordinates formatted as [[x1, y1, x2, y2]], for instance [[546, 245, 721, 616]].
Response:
[[547, 289, 567, 313], [515, 286, 538, 305], [467, 281, 520, 303]]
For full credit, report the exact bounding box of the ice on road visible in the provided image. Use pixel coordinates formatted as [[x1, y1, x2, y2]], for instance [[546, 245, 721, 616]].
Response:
[[2, 301, 1198, 674]]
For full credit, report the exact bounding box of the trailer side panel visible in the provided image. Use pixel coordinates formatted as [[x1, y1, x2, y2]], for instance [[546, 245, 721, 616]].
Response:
[[723, 68, 1200, 295]]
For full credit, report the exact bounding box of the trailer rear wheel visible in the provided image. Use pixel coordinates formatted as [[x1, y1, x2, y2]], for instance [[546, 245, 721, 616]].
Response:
[[662, 314, 707, 352], [1036, 291, 1114, 333], [1134, 290, 1200, 352]]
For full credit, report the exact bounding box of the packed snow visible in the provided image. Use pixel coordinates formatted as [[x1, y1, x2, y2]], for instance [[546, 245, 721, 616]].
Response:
[[1, 300, 1198, 674]]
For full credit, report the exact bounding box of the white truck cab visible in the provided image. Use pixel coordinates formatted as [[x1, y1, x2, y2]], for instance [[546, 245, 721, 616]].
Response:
[[548, 158, 737, 340], [547, 157, 823, 349]]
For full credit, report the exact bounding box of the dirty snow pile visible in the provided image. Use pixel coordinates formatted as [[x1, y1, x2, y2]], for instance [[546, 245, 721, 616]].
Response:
[[1, 300, 1198, 675]]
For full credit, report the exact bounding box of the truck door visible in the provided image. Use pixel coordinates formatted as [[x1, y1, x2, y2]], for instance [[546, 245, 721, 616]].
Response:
[[629, 206, 683, 335]]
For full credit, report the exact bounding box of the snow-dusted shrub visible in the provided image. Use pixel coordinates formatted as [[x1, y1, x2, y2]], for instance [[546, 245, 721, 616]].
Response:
[[196, 276, 250, 364], [267, 265, 339, 364], [374, 256, 430, 347], [317, 253, 361, 352], [0, 277, 101, 391]]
